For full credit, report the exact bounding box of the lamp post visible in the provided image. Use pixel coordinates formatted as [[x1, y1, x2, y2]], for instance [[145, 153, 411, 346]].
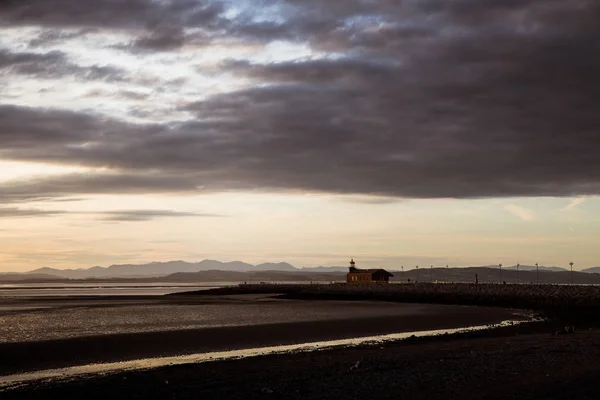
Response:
[[430, 265, 433, 282], [499, 263, 503, 284], [401, 266, 404, 283], [516, 263, 520, 284], [536, 263, 539, 284], [416, 265, 419, 282], [570, 262, 574, 285]]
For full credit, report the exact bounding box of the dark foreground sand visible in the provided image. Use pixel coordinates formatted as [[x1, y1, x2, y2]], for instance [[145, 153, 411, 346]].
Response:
[[3, 322, 599, 400], [0, 296, 522, 375], [2, 288, 596, 400]]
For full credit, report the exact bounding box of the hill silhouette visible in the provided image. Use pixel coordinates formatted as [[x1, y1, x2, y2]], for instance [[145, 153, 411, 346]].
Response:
[[24, 260, 297, 279], [2, 264, 600, 285]]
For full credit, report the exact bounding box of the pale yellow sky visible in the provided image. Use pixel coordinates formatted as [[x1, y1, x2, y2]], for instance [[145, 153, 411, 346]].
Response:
[[0, 161, 597, 271]]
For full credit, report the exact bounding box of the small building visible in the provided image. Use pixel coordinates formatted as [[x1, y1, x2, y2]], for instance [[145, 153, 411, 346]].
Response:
[[346, 259, 393, 284]]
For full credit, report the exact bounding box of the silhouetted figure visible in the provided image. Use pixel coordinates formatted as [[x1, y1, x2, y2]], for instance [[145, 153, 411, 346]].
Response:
[[475, 274, 479, 284], [407, 278, 411, 283]]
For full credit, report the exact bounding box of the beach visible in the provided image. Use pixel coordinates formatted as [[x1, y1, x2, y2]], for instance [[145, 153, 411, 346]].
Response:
[[2, 284, 598, 399], [0, 293, 523, 376], [3, 324, 600, 399]]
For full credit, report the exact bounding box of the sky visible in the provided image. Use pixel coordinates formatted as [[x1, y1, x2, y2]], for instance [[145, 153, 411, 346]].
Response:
[[1, 0, 599, 272]]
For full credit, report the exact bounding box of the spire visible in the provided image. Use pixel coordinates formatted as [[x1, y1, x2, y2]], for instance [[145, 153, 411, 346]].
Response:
[[349, 258, 356, 272]]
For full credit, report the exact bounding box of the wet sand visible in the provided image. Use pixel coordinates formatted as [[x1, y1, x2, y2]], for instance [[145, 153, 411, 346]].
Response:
[[4, 285, 600, 399], [0, 295, 524, 375], [3, 323, 599, 400]]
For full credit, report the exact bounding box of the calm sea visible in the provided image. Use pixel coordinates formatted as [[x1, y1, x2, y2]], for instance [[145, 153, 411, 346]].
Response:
[[0, 282, 237, 297]]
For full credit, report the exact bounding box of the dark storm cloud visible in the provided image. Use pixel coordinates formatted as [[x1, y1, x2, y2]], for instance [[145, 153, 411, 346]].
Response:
[[0, 104, 157, 153], [27, 29, 89, 48], [0, 49, 125, 81], [100, 210, 224, 221], [0, 49, 64, 76], [222, 58, 397, 85], [197, 0, 600, 198], [127, 28, 220, 52], [0, 0, 225, 30], [1, 0, 600, 199], [3, 1, 227, 56], [131, 28, 187, 51]]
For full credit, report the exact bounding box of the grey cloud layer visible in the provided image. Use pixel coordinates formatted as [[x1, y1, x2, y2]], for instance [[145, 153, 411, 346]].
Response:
[[1, 0, 599, 199], [0, 169, 200, 204], [0, 0, 224, 29], [0, 206, 222, 221], [101, 210, 224, 221], [0, 207, 65, 217], [0, 49, 125, 81], [2, 0, 227, 53]]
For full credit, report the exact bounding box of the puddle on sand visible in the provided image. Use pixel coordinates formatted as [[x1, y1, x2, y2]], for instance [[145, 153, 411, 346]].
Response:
[[0, 319, 528, 389]]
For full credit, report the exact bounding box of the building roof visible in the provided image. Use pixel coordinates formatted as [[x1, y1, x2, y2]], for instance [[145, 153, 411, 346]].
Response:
[[348, 267, 394, 277]]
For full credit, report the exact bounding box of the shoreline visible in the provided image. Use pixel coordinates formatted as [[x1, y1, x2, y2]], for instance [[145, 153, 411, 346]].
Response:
[[4, 285, 599, 399], [0, 319, 526, 388], [0, 299, 524, 376], [4, 321, 596, 400]]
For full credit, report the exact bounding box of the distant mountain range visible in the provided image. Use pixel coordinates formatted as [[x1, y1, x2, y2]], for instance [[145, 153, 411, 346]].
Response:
[[300, 266, 351, 272], [23, 260, 296, 279], [164, 270, 344, 283], [0, 273, 65, 281], [503, 265, 568, 272], [501, 265, 600, 274], [308, 265, 573, 273], [582, 267, 600, 274], [0, 260, 599, 282]]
